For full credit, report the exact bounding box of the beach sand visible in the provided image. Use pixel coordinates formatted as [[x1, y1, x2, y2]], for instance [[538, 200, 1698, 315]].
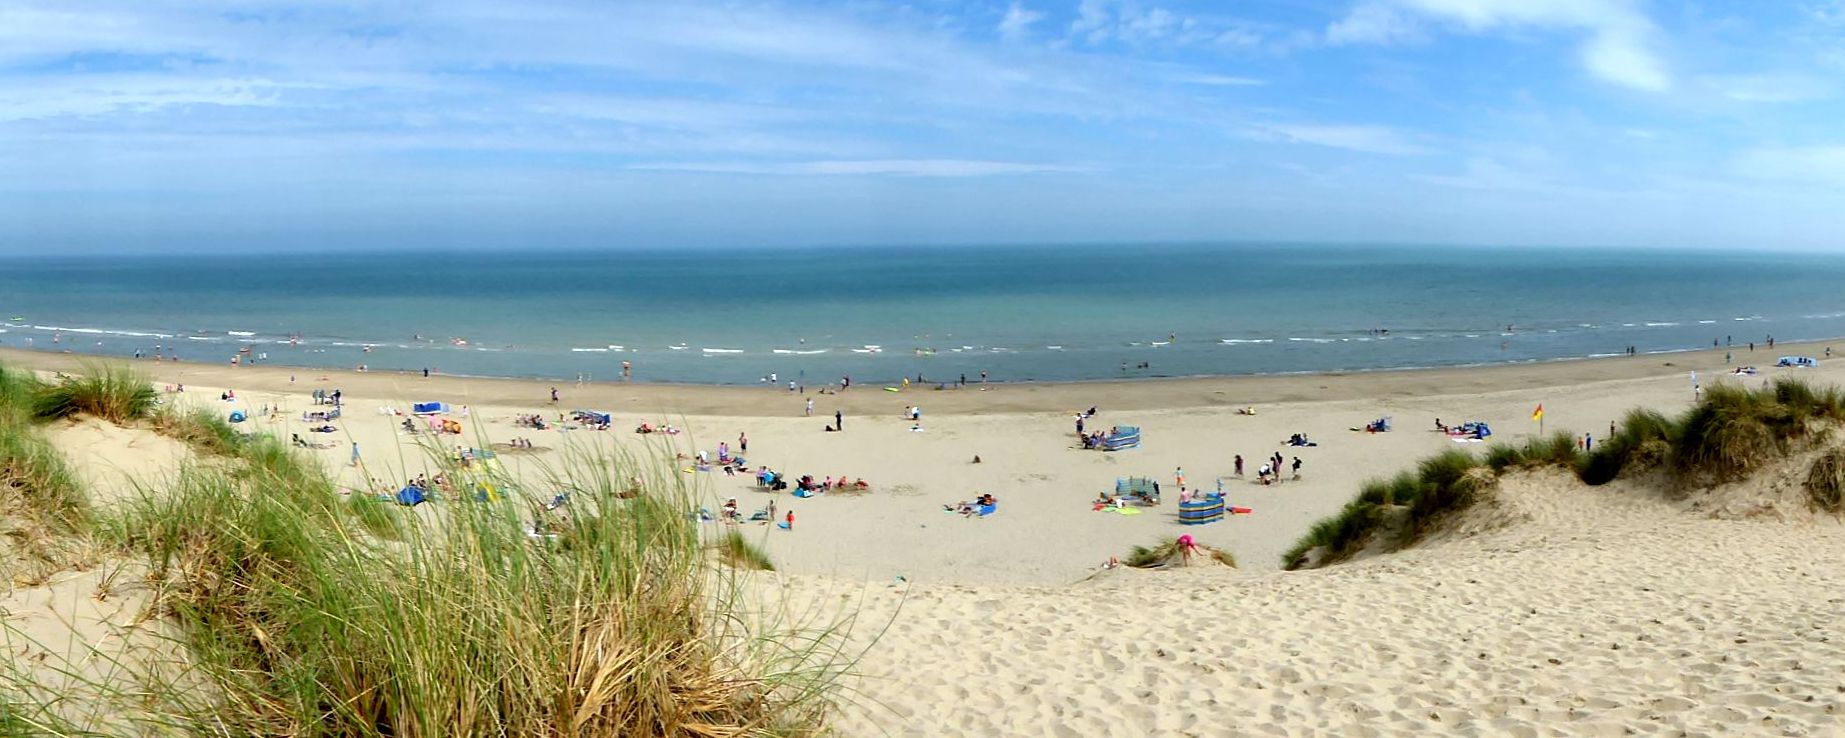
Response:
[[5, 344, 1843, 735]]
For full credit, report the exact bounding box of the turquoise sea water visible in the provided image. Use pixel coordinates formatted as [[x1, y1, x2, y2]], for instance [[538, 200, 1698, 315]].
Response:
[[3, 244, 1843, 384]]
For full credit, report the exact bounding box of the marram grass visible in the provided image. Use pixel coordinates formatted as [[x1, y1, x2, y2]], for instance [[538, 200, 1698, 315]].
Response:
[[30, 363, 156, 424], [1, 374, 857, 737]]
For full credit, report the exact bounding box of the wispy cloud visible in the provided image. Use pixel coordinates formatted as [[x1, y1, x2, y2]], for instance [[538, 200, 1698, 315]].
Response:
[[627, 159, 1096, 177], [1328, 0, 1670, 91], [1256, 123, 1431, 155], [1699, 73, 1835, 103], [1069, 0, 1263, 48], [997, 2, 1045, 42]]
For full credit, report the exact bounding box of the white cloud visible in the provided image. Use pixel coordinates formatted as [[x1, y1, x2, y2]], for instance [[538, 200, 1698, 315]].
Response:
[[0, 75, 284, 121], [1700, 74, 1834, 103], [627, 159, 1094, 177], [1326, 3, 1424, 45], [997, 2, 1045, 41], [1327, 0, 1670, 91], [1177, 74, 1266, 86], [1259, 123, 1431, 155], [1069, 0, 1263, 48]]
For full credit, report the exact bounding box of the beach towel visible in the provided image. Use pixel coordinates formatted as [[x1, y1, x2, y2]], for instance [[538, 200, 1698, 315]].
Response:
[[793, 489, 814, 498], [1115, 507, 1143, 516], [976, 503, 997, 517], [777, 522, 791, 529]]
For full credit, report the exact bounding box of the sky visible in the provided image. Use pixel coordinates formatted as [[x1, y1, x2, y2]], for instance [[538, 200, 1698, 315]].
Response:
[[3, 0, 1844, 254]]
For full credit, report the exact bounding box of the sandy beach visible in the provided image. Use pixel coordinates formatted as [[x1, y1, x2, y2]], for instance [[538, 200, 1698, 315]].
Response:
[[6, 344, 1844, 735]]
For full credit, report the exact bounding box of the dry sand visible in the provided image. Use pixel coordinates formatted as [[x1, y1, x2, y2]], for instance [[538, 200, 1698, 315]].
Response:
[[5, 345, 1844, 735]]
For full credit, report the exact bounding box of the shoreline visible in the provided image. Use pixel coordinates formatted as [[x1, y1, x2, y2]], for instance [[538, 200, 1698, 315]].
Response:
[[2, 338, 1833, 417]]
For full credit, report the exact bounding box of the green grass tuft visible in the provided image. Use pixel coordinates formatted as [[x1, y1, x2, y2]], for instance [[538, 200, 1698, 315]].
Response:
[[1124, 537, 1235, 569], [716, 530, 776, 571], [31, 363, 156, 424], [152, 406, 247, 457], [1804, 447, 1845, 514], [1284, 449, 1494, 570], [85, 428, 846, 735], [1484, 432, 1584, 474]]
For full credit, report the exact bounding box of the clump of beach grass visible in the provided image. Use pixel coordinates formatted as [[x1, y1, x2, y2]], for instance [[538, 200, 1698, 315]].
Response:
[[1283, 449, 1494, 570], [151, 405, 247, 457], [76, 422, 852, 736], [1123, 537, 1235, 569], [717, 530, 776, 571], [30, 363, 156, 424], [0, 385, 95, 583], [1804, 447, 1845, 514], [1484, 432, 1583, 474]]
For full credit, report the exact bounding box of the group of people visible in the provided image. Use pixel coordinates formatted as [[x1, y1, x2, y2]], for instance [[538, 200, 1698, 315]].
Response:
[[945, 493, 998, 517], [1080, 426, 1129, 449], [1255, 452, 1301, 485]]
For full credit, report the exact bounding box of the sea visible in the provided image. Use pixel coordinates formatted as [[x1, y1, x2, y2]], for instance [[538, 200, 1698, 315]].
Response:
[[3, 243, 1842, 385]]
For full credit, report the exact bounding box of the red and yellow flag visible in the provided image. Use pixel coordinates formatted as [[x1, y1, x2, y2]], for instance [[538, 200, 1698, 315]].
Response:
[[1531, 404, 1544, 422]]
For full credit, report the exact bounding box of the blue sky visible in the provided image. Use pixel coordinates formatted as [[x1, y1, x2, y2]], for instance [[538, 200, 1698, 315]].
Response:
[[4, 0, 1844, 253]]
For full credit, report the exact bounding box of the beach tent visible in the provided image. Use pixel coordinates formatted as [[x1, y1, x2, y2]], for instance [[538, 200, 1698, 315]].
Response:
[[1102, 426, 1142, 451], [575, 410, 612, 425], [228, 410, 247, 423], [1178, 497, 1225, 525], [413, 401, 451, 415], [1776, 356, 1819, 368], [395, 486, 427, 506]]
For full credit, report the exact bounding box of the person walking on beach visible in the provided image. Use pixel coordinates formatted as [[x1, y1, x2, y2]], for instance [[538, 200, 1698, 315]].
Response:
[[805, 398, 814, 416], [549, 387, 559, 405], [350, 442, 360, 467], [1291, 456, 1302, 480], [1234, 455, 1244, 477], [622, 360, 631, 380], [1174, 466, 1185, 488], [835, 410, 844, 430], [423, 367, 430, 378], [738, 432, 748, 454]]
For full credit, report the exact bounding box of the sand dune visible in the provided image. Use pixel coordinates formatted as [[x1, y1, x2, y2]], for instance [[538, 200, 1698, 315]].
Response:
[[827, 474, 1845, 736]]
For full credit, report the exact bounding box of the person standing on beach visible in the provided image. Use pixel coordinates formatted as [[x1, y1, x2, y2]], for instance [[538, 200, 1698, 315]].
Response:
[[1234, 455, 1244, 477], [1291, 457, 1302, 480], [549, 387, 559, 405], [835, 410, 843, 430], [423, 367, 430, 378], [805, 398, 814, 416], [1174, 466, 1185, 488], [350, 442, 360, 467], [980, 370, 988, 383], [622, 361, 631, 380]]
